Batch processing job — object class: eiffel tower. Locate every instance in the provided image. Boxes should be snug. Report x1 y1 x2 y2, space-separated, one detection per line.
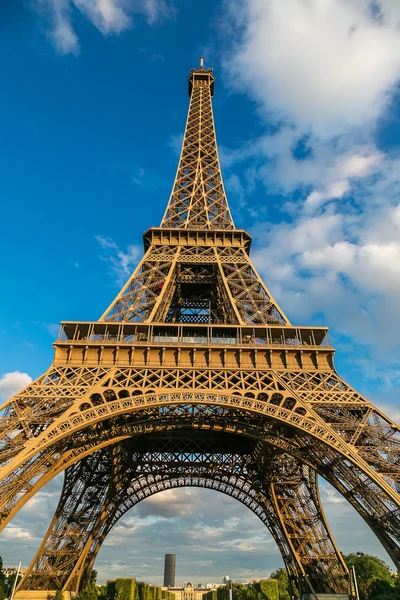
1 59 399 600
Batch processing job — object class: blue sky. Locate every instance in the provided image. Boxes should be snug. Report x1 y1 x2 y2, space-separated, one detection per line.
1 0 400 585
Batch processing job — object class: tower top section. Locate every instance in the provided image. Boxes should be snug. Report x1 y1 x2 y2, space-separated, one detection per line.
188 56 215 97
161 59 234 230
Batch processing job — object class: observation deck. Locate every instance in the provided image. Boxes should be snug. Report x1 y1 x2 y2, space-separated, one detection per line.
54 321 334 371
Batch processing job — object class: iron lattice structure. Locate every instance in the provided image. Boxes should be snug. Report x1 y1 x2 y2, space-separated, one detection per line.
0 61 399 598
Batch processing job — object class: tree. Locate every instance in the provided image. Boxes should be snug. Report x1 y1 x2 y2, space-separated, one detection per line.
0 558 5 600
257 579 279 600
232 582 247 600
344 553 394 600
80 586 98 600
106 581 117 600
270 568 298 600
6 572 23 598
79 570 100 600
270 569 290 600
368 579 400 600
394 575 400 595
115 579 136 600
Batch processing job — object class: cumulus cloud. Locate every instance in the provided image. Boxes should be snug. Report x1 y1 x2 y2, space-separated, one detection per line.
0 372 32 402
304 150 383 210
225 0 400 137
136 489 195 518
0 526 38 542
31 0 175 54
320 485 345 505
96 234 141 286
220 0 400 398
0 476 62 566
94 486 394 583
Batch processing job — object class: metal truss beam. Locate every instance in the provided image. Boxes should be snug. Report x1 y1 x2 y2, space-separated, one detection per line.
17 434 347 595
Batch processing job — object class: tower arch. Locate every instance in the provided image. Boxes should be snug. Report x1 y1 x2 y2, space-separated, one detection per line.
17 431 348 597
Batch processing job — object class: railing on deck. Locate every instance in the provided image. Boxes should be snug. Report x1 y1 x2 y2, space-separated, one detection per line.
56 322 332 348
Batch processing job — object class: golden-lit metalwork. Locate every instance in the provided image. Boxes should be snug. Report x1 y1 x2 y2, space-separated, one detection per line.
1 59 399 599
20 435 347 596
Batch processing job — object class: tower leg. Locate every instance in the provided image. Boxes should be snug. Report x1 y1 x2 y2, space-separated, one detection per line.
17 447 120 595
17 438 348 596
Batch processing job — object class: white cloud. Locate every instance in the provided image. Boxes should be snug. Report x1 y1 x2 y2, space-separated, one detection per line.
0 526 38 542
96 235 118 250
225 0 400 137
220 0 400 381
73 0 131 34
33 322 60 337
31 0 175 54
167 132 184 155
0 372 32 402
304 150 383 210
252 197 400 353
136 489 195 518
381 403 400 424
235 541 256 552
33 0 79 54
320 485 346 505
96 234 141 286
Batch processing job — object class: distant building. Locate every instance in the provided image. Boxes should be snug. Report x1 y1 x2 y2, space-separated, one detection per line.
163 583 213 600
164 554 176 587
3 567 27 578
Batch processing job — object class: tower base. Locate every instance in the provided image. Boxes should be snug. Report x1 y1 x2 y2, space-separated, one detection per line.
14 591 77 600
302 595 349 600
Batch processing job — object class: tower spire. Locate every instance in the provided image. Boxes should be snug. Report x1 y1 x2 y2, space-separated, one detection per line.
161 62 234 229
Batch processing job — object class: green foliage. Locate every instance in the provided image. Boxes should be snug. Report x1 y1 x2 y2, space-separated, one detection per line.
269 568 298 600
231 579 279 600
270 569 290 600
54 591 64 600
231 583 247 600
111 579 163 600
106 580 117 600
79 584 98 600
79 569 100 600
6 572 23 597
344 553 396 600
368 578 400 600
0 564 5 600
217 587 225 600
258 579 278 600
144 583 150 600
97 585 108 600
115 579 136 600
